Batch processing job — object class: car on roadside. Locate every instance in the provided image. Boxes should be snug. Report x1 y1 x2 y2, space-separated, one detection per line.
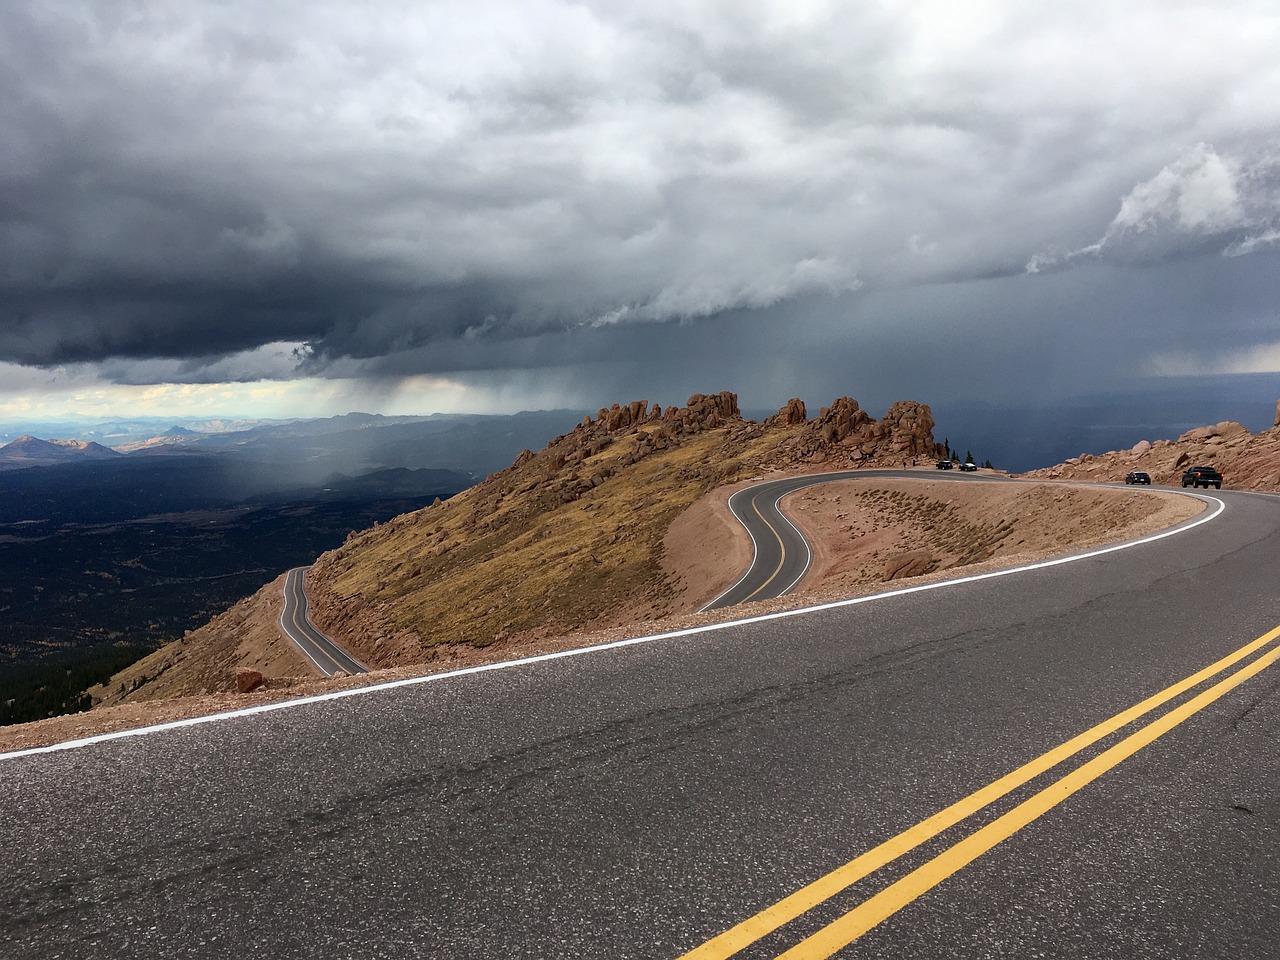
935 459 953 469
1181 465 1223 489
959 461 978 472
1125 471 1151 485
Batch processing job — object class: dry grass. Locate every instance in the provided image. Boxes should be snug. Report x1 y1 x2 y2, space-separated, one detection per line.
310 425 781 658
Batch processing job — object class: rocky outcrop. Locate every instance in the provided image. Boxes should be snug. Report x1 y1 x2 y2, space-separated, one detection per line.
759 397 942 467
1177 421 1249 444
813 397 873 443
770 398 808 426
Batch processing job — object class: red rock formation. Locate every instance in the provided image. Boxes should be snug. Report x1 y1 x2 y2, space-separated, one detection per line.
776 398 807 425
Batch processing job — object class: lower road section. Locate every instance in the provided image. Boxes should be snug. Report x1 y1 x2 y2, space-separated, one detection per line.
3 488 1279 959
279 565 368 676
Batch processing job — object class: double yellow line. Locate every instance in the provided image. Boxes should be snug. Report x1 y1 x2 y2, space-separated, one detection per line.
737 494 794 605
681 623 1280 959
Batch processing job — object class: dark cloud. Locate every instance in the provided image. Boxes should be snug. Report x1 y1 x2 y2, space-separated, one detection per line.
1 0 1278 417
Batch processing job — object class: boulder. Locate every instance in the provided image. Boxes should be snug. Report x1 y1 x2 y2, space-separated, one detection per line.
235 668 264 694
882 550 936 581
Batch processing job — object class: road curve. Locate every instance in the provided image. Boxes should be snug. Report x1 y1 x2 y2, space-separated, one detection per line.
3 490 1280 959
279 565 368 676
703 468 1014 610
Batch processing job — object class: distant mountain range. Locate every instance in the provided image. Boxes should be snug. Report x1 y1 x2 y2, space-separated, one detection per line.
0 410 591 483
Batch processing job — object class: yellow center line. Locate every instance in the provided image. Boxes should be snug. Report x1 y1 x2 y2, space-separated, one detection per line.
781 637 1280 958
679 623 1280 960
739 495 789 604
287 569 348 674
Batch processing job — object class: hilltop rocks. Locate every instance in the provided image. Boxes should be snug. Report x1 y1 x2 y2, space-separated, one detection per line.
814 397 872 443
596 400 662 432
1178 421 1249 444
552 392 939 477
583 392 742 439
773 398 807 425
765 397 941 465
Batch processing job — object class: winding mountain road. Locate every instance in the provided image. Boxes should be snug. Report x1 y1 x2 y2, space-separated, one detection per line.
703 469 1012 609
3 481 1279 959
280 566 368 676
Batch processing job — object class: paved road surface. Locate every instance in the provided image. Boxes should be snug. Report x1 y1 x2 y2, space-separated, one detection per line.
279 565 368 676
3 485 1279 959
703 469 1011 609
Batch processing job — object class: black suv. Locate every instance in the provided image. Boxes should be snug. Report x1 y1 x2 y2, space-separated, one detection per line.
1125 471 1151 485
1181 465 1223 489
935 459 953 469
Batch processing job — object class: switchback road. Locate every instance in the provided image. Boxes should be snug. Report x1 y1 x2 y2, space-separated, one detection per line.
3 484 1279 959
702 469 1013 609
279 565 368 676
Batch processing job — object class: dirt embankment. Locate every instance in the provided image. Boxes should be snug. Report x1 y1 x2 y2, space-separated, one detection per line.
0 475 1202 754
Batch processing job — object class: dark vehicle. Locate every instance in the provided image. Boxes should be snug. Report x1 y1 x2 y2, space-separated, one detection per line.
959 461 978 472
1181 465 1223 489
936 459 953 469
1125 471 1151 485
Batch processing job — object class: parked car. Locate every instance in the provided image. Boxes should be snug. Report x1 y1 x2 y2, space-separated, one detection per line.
935 459 953 469
1125 471 1151 485
1181 465 1223 489
959 461 978 472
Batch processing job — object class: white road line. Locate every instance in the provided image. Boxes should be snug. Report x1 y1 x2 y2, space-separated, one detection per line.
1 493 1226 761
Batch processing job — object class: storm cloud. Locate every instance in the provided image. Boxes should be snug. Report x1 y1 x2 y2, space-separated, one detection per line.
2 1 1279 417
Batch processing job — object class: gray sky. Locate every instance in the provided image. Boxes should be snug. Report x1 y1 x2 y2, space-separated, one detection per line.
2 0 1279 426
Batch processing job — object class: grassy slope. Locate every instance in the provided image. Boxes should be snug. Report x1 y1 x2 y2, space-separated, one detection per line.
309 420 783 658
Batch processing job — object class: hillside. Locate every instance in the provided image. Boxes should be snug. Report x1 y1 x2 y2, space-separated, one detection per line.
86 393 942 704
1021 400 1280 488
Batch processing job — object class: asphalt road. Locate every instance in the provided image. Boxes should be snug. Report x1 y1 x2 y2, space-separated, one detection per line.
702 469 1013 609
3 484 1279 959
280 565 368 676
